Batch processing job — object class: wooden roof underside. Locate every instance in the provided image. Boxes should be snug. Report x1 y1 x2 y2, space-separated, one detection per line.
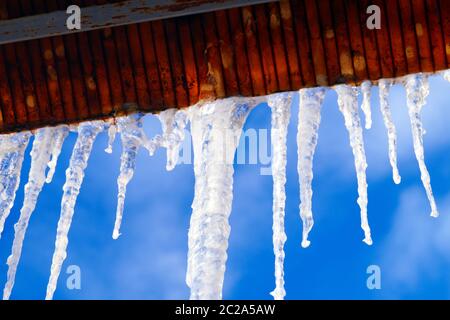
0 0 449 134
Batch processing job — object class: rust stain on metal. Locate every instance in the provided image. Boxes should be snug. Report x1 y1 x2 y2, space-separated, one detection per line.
0 0 450 134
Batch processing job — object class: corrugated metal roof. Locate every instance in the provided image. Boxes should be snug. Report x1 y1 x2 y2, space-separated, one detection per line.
0 0 449 134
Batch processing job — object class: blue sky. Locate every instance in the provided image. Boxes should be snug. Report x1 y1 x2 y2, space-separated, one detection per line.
1 74 450 300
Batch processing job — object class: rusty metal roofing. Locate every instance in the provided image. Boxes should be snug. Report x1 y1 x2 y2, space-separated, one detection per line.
0 0 449 134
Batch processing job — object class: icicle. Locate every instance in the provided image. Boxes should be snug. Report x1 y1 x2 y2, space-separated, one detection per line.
379 80 401 184
186 98 253 300
267 93 292 300
105 123 117 154
442 69 450 82
45 126 69 184
335 85 372 245
112 114 149 240
112 110 186 239
46 121 104 300
404 74 439 217
361 81 372 129
0 132 31 238
297 88 326 248
159 109 189 171
3 127 63 300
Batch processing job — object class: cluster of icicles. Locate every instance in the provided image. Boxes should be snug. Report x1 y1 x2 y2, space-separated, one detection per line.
0 70 448 300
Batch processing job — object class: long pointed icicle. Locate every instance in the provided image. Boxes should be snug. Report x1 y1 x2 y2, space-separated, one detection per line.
187 99 253 300
45 126 69 184
3 127 63 300
335 85 372 245
112 114 148 240
46 122 104 300
404 74 439 217
159 109 189 171
0 132 31 238
297 88 326 249
267 93 292 300
379 80 401 184
361 81 372 129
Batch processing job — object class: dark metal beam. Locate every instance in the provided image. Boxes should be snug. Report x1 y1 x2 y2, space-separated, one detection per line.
0 0 276 45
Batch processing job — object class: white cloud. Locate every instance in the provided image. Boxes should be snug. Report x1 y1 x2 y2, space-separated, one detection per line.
379 187 450 298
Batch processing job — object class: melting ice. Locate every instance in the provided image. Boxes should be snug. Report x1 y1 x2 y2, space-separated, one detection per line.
111 110 188 239
46 122 104 300
297 87 326 248
3 127 67 300
379 79 401 184
112 114 158 239
404 74 439 217
335 85 372 245
105 122 117 154
46 126 69 184
0 69 448 300
159 109 189 171
360 81 372 130
0 132 30 238
442 70 450 82
113 116 143 240
186 98 253 300
267 93 292 300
